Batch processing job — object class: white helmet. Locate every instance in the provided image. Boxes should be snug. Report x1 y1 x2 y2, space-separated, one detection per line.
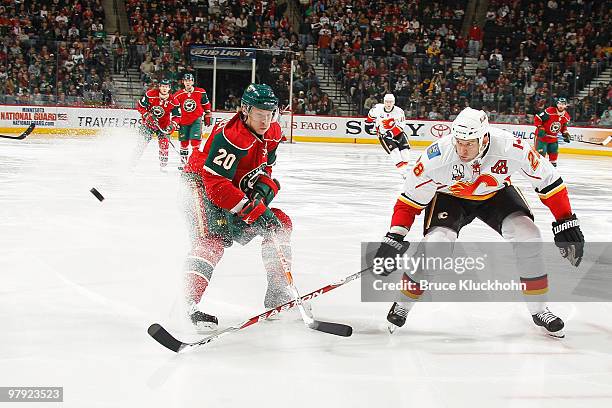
451 107 489 155
383 94 395 104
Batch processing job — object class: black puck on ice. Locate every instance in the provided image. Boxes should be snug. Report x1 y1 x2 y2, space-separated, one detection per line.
90 187 104 202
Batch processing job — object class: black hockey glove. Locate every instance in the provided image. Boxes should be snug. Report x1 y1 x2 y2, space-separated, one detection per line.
364 122 377 135
373 232 411 276
562 132 571 143
552 214 584 267
249 175 280 205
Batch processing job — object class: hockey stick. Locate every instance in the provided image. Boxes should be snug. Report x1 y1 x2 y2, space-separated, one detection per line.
147 266 370 353
0 123 35 140
269 234 353 337
578 136 611 146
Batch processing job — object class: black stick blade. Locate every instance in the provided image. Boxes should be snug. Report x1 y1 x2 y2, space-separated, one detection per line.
0 123 35 140
20 123 36 139
312 321 353 337
148 323 184 353
90 188 104 202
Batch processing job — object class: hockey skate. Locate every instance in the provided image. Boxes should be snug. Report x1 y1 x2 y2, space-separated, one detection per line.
532 308 565 338
387 302 411 333
189 310 218 333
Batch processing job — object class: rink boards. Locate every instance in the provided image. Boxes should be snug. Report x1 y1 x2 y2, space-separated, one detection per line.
1 104 610 156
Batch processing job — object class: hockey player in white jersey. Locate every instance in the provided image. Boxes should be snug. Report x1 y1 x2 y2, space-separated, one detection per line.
374 107 584 338
365 94 411 176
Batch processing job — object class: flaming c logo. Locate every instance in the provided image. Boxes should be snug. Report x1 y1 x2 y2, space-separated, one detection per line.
381 118 395 129
449 174 499 197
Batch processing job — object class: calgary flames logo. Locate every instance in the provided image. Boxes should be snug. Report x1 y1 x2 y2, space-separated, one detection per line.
183 98 196 112
448 174 498 198
550 121 561 133
381 118 395 129
151 106 165 118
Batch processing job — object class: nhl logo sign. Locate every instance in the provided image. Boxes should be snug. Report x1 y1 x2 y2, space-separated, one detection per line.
430 123 451 138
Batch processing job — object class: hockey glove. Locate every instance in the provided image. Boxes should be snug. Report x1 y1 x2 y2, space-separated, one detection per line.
373 232 411 276
237 198 282 231
536 128 547 139
159 121 179 136
204 111 212 126
552 214 584 267
385 125 404 139
364 122 377 135
562 132 571 143
249 175 280 205
142 112 157 128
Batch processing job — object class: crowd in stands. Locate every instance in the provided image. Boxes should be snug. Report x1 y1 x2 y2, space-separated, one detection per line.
123 0 328 111
301 0 610 124
0 0 114 106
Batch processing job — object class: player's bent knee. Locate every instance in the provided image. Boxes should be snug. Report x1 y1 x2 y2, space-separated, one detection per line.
192 238 225 266
502 212 541 242
424 226 457 243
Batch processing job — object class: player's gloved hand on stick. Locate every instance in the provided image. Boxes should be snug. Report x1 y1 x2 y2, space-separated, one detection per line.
384 126 404 139
537 128 546 138
552 213 584 267
373 231 411 276
562 132 571 143
143 112 156 127
364 122 376 136
160 121 179 135
204 111 212 126
249 175 280 205
237 198 282 231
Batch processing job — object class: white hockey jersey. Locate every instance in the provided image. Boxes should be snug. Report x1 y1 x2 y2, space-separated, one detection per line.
366 104 406 135
392 127 572 228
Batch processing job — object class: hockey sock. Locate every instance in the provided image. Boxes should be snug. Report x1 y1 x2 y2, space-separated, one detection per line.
184 258 214 304
180 140 189 162
190 139 201 150
158 137 169 167
549 152 558 166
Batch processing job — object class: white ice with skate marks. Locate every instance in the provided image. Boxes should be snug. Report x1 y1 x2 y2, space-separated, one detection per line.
1 131 612 408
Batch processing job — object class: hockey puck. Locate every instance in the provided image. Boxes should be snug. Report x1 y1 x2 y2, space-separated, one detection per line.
90 187 104 202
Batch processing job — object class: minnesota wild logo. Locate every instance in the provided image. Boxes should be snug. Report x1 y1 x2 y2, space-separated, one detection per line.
183 99 196 112
151 106 164 118
550 121 561 133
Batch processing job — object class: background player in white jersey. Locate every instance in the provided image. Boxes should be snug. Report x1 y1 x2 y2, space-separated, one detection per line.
374 107 584 338
365 94 412 176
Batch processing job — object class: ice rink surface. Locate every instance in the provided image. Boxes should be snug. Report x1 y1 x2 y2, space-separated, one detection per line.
1 133 612 408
